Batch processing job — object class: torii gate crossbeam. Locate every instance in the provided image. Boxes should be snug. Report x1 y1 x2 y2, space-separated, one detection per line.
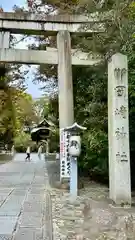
0 48 102 65
0 11 110 35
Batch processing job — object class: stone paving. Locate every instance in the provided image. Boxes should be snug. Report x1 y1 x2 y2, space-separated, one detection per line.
0 153 53 240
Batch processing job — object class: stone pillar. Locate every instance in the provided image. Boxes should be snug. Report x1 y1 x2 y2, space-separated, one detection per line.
57 30 74 129
108 53 131 205
0 31 10 72
57 30 74 182
0 31 10 48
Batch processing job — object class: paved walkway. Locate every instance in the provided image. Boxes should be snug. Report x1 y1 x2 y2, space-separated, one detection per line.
0 153 53 240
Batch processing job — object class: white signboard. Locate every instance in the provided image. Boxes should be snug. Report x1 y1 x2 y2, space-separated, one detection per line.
60 129 70 180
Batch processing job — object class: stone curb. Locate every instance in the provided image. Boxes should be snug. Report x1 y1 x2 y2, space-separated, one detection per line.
43 160 54 240
43 191 53 240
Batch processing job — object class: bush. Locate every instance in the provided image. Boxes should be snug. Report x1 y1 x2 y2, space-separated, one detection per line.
49 129 59 153
14 132 38 152
78 129 109 184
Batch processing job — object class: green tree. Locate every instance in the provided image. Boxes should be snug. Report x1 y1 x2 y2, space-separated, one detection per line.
14 91 39 133
0 64 38 147
14 132 37 152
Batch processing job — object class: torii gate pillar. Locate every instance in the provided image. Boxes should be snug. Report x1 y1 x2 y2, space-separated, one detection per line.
0 31 10 78
57 30 74 129
0 31 10 48
57 30 74 182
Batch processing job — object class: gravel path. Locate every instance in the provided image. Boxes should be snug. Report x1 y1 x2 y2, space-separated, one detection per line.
46 158 135 240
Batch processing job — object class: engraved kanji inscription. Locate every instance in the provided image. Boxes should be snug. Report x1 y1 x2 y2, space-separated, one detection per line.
115 105 127 119
114 67 127 84
115 127 127 140
116 152 121 162
116 152 128 162
121 152 128 162
121 68 127 83
115 85 126 97
114 68 121 81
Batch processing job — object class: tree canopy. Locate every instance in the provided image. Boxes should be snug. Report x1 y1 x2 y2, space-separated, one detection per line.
0 63 38 148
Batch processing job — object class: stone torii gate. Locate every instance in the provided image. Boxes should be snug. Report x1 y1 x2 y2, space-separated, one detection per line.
0 12 131 205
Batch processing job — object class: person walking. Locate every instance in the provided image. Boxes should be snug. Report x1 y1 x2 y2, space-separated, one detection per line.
5 144 8 153
25 146 31 162
38 145 42 160
11 145 15 157
56 152 59 160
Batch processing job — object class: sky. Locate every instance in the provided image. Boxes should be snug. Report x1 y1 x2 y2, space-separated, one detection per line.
1 0 45 98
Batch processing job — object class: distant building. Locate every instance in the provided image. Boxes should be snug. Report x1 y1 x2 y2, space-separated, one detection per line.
31 118 54 143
